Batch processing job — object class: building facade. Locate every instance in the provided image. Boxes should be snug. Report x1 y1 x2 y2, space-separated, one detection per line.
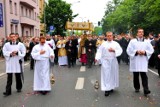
0 0 40 38
0 0 5 38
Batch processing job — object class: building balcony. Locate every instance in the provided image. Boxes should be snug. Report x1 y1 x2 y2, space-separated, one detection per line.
20 0 37 9
20 16 36 26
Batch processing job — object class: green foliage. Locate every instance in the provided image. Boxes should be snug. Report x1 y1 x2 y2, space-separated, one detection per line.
41 0 78 36
102 0 160 35
93 27 103 35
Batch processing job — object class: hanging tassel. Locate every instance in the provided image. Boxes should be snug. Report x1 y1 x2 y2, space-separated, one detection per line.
50 74 55 85
94 80 99 90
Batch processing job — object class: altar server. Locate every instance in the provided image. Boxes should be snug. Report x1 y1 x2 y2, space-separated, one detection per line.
31 36 54 95
3 33 26 96
127 28 154 96
95 31 122 96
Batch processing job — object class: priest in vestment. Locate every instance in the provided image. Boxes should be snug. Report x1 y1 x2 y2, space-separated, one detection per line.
95 31 122 96
65 36 75 68
96 35 105 65
85 35 96 68
3 33 26 96
56 36 68 66
127 28 154 96
31 36 54 95
96 35 105 49
78 34 87 66
45 34 56 50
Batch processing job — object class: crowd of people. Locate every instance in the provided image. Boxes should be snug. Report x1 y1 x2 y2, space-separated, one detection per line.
1 28 160 97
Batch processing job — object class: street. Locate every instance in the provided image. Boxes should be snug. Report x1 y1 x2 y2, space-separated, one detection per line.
0 60 160 107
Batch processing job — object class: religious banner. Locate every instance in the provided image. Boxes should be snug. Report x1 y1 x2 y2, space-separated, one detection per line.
65 21 94 31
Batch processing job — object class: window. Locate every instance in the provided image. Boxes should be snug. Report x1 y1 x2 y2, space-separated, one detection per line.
10 0 13 14
26 8 27 17
15 25 18 33
37 13 39 21
21 6 23 16
35 29 37 36
14 3 17 15
26 31 28 36
22 27 24 36
29 10 31 18
10 24 13 33
35 12 36 20
30 28 32 36
37 29 39 36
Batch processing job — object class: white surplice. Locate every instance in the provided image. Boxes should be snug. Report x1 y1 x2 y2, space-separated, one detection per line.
2 42 26 73
95 41 122 91
126 38 154 72
57 42 68 65
31 43 54 91
45 39 56 50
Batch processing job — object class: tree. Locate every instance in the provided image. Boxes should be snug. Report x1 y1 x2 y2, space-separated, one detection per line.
102 0 160 35
93 27 103 35
41 0 78 35
140 0 160 34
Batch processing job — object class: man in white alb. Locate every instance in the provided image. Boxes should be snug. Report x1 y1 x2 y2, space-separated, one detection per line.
31 36 54 95
3 33 26 96
95 31 122 96
127 28 154 96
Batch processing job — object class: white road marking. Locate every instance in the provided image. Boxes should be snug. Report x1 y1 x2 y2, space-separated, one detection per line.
0 62 30 77
148 69 158 76
24 62 29 66
0 73 6 77
80 66 86 72
75 77 85 90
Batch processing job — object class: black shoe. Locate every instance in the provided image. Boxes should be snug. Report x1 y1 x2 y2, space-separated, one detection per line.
135 89 140 93
40 91 48 95
110 89 114 93
72 63 74 67
3 92 11 96
105 91 110 97
17 90 21 93
144 90 151 96
68 65 71 68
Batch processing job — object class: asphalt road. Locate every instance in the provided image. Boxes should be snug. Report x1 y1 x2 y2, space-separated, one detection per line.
0 59 160 107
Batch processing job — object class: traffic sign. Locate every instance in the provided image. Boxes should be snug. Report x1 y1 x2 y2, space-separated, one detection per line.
50 25 55 32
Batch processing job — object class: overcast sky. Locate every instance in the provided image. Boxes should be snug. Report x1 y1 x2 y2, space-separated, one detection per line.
45 0 111 25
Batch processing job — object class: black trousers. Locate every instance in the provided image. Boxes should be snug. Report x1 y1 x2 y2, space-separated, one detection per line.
30 56 35 69
133 72 149 91
156 59 160 76
67 53 74 67
5 73 22 94
117 56 121 64
86 52 95 67
54 50 58 64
